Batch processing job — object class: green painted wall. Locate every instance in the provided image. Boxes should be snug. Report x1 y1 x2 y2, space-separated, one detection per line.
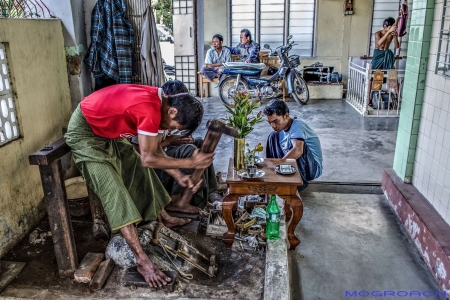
393 0 434 183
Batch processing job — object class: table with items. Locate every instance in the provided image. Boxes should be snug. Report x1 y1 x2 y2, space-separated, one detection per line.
221 158 304 250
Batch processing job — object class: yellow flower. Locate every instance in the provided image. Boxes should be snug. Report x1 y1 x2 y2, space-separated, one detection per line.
254 144 264 152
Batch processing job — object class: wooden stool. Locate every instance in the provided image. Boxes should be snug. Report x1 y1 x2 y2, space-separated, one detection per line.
198 72 219 101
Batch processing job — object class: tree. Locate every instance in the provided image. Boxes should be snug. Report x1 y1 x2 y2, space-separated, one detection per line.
152 0 172 29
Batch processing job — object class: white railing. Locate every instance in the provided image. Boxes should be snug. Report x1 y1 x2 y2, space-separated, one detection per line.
346 56 405 117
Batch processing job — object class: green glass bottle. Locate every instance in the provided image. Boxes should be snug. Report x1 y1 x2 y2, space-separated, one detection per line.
266 194 281 240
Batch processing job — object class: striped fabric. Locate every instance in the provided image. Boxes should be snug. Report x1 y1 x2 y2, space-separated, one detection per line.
85 0 134 83
65 106 171 231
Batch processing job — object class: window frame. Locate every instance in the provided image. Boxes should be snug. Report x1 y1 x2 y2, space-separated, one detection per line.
227 0 318 58
436 0 450 77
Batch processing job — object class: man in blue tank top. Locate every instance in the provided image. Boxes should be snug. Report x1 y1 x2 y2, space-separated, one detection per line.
263 99 323 191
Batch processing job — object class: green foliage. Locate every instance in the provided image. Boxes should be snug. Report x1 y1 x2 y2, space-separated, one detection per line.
223 91 263 139
152 0 172 29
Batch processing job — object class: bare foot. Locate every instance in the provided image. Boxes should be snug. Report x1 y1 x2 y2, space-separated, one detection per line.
159 208 192 228
165 202 201 214
136 258 171 288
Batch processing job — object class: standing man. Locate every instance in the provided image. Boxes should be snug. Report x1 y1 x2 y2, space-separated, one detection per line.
372 17 399 70
263 99 323 191
228 29 260 63
65 84 214 288
201 34 232 81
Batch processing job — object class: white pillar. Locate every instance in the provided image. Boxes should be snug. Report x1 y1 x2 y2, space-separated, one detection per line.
46 0 93 110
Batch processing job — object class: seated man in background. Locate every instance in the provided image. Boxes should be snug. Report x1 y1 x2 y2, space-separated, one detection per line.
263 99 323 191
228 29 260 63
201 34 232 81
372 17 399 70
132 80 218 213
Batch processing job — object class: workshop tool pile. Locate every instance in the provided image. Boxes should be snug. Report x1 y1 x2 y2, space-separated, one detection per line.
201 194 279 252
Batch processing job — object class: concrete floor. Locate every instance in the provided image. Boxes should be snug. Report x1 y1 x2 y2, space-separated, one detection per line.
291 185 445 300
196 98 399 183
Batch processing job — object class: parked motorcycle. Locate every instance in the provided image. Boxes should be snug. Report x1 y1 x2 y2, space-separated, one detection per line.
163 58 176 81
217 35 309 107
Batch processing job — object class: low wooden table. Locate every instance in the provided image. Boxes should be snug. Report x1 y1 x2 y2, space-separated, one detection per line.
222 158 304 250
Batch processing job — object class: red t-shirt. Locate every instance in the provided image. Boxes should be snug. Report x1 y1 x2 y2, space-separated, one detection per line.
80 84 164 139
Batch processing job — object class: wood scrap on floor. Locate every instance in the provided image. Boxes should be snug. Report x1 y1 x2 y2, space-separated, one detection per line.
89 259 115 290
0 261 26 293
74 252 104 283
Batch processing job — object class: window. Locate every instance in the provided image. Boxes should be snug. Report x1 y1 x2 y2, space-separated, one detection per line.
369 0 412 56
230 0 317 57
436 0 450 76
0 43 20 146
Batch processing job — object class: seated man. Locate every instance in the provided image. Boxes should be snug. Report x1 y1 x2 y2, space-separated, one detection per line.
228 29 260 63
263 99 323 191
201 34 232 81
65 84 214 287
372 17 399 70
132 80 217 212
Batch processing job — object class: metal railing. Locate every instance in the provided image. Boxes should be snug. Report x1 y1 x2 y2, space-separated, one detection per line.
0 0 51 19
346 56 405 117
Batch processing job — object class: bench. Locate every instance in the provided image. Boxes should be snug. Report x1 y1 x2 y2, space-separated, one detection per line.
198 73 219 100
29 138 110 278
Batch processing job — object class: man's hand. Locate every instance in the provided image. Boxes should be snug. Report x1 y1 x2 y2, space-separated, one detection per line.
387 25 397 33
190 150 214 169
176 174 203 193
161 135 194 148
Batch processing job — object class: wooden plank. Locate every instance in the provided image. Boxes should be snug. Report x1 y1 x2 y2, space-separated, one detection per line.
74 253 104 284
89 259 114 290
29 137 71 166
39 162 78 278
0 261 26 293
122 267 178 292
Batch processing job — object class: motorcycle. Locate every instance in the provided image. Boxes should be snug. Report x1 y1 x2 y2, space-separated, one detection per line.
163 58 176 81
216 35 309 107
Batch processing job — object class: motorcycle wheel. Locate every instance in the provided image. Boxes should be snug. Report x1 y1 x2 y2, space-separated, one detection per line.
218 76 249 107
291 72 309 105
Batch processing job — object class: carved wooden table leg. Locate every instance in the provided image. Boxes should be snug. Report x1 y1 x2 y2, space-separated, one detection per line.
284 193 304 250
38 161 78 277
222 192 238 248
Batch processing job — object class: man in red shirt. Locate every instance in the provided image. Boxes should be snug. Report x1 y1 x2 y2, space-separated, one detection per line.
65 84 213 288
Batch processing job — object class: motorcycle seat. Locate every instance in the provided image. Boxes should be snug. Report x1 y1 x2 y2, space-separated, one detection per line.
222 62 266 70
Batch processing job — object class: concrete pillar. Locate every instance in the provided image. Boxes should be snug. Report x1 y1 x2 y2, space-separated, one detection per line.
47 0 92 111
393 0 434 182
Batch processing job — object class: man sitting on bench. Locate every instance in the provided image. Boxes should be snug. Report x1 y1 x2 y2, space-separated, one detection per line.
201 34 231 81
65 84 214 288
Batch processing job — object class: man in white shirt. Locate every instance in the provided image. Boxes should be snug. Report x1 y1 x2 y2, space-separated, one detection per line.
201 34 232 80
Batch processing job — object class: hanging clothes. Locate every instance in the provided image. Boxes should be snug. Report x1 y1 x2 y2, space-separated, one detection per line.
140 5 165 87
397 2 408 38
85 0 134 84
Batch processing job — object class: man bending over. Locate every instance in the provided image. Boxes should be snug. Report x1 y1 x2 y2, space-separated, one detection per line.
65 84 213 288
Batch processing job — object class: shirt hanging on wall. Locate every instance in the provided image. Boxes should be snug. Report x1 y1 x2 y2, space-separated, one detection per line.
85 0 134 84
140 5 165 87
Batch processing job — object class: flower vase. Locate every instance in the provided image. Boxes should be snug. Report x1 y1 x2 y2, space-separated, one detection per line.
234 138 245 170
